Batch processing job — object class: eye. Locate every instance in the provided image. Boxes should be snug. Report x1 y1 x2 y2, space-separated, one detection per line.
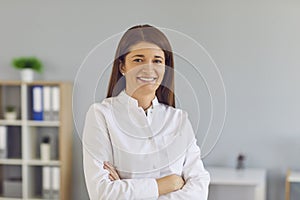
153 59 163 64
133 58 143 63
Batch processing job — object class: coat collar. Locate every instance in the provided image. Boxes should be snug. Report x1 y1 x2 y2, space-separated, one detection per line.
117 90 159 109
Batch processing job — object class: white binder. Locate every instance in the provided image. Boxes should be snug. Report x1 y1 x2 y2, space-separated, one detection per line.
0 126 7 158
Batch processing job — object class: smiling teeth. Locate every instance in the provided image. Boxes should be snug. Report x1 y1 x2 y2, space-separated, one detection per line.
138 77 156 81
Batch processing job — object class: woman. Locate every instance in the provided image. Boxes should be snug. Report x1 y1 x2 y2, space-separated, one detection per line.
83 24 210 200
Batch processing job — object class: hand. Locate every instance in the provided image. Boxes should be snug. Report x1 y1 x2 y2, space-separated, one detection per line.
156 174 185 196
103 161 120 181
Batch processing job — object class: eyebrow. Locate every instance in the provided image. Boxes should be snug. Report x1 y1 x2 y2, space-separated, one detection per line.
131 54 164 59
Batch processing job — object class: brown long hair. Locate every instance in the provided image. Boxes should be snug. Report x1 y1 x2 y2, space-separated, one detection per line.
106 24 175 107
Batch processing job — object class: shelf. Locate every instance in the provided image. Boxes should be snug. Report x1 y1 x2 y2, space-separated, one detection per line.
26 159 60 166
0 120 22 126
0 81 72 200
0 159 23 165
27 120 60 127
285 169 300 200
0 84 21 120
0 197 22 200
0 165 22 199
0 120 60 126
0 80 71 86
0 80 22 86
26 81 67 86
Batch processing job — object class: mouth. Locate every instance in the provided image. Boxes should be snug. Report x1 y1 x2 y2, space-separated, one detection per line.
137 77 158 83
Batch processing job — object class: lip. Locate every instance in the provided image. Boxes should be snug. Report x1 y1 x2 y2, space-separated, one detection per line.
136 77 158 83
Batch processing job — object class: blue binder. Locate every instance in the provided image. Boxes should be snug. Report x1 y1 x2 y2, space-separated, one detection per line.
32 85 43 120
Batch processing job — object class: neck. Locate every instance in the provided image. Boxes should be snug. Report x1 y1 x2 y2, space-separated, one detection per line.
126 89 155 110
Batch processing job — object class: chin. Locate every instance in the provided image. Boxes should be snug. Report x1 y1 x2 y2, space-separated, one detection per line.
136 84 159 94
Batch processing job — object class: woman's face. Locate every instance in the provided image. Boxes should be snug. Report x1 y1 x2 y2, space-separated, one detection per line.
121 42 165 96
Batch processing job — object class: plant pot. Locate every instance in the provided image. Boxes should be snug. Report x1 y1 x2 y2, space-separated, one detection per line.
21 69 34 82
40 143 51 160
4 111 17 120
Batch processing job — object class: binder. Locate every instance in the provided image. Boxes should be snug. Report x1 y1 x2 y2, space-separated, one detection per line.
42 166 51 198
51 86 60 120
42 166 60 199
52 167 60 198
0 126 7 158
32 86 43 120
43 86 51 121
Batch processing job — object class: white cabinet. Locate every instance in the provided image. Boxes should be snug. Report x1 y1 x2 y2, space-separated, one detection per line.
207 167 266 200
0 81 73 200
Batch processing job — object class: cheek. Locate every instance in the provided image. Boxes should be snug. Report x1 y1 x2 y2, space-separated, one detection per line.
157 67 165 79
125 65 140 76
124 64 135 73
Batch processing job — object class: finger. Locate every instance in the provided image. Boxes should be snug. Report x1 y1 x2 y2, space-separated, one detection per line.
109 174 115 181
103 162 115 171
103 164 114 176
105 166 116 181
110 173 118 181
103 162 115 173
103 165 115 176
103 163 120 180
109 168 120 180
104 162 114 169
103 164 110 171
104 162 120 178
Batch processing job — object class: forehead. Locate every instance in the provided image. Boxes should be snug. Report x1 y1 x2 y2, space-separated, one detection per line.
128 42 164 56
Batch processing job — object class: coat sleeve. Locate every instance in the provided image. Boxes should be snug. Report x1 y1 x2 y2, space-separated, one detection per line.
82 104 159 200
158 115 210 200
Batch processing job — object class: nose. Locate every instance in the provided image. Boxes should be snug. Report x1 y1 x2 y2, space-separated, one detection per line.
143 60 154 69
141 62 154 72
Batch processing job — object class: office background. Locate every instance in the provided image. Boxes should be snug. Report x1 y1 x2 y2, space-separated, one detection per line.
1 1 299 199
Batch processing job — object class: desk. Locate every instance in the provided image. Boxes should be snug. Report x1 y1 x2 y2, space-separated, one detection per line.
285 169 300 200
207 167 266 200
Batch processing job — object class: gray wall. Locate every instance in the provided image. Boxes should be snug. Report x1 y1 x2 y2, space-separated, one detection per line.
1 1 300 200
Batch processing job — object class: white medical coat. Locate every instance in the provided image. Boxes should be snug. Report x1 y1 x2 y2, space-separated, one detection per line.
83 90 210 200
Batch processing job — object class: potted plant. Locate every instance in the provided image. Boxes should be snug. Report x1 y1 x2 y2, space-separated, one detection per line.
11 57 43 82
4 105 17 120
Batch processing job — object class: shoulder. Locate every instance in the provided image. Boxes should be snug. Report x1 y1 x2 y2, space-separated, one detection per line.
86 97 115 116
158 103 189 122
160 103 188 115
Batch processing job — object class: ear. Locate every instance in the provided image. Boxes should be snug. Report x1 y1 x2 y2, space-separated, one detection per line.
119 61 126 74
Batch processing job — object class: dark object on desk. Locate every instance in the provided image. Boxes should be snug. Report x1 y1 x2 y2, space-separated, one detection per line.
236 154 246 169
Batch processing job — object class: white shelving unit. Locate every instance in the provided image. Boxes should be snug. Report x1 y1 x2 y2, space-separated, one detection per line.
0 81 73 200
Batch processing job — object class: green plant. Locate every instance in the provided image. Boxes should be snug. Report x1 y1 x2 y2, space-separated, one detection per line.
12 57 43 73
6 105 16 112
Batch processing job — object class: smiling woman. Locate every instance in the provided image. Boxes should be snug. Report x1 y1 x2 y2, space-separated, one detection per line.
107 25 175 108
120 42 166 109
82 24 210 200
